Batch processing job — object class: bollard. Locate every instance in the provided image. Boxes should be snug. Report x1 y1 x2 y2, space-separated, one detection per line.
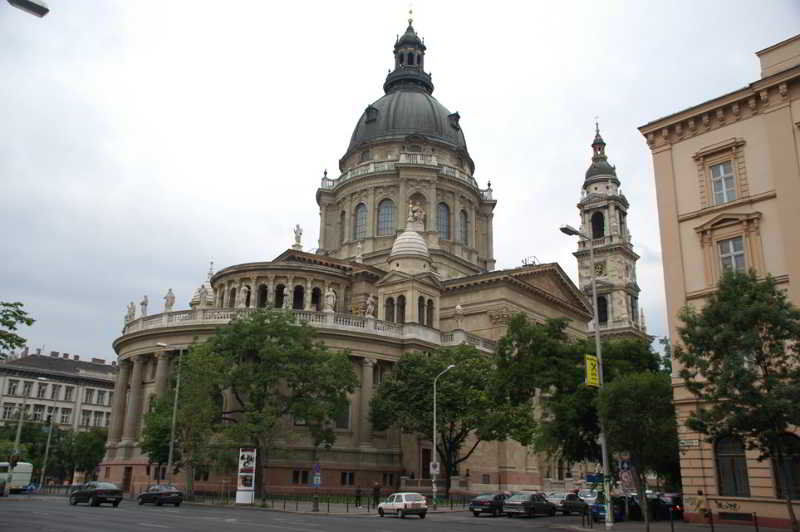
313 493 319 512
283 494 286 510
753 512 759 532
295 495 299 511
346 500 349 513
670 508 675 532
327 496 330 513
708 509 715 532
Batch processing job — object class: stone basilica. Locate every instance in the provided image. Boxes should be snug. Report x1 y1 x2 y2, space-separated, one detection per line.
101 19 646 495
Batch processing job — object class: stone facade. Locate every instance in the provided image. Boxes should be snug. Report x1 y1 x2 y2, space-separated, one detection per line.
100 20 594 497
639 34 800 528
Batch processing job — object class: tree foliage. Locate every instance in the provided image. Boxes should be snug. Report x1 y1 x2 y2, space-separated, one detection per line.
597 372 679 531
0 301 34 354
370 344 537 492
675 270 800 531
178 309 358 498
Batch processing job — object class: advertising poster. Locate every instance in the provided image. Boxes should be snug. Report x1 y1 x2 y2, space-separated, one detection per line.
236 447 256 504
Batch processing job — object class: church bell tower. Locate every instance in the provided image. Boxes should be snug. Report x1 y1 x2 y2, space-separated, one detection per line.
573 124 648 340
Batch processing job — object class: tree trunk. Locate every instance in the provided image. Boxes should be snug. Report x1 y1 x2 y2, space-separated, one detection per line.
775 446 799 532
635 471 650 532
185 462 194 499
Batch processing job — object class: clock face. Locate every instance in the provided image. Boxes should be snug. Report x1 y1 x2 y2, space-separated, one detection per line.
594 262 606 276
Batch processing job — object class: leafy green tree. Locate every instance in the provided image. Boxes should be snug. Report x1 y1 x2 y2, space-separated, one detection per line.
499 314 661 467
371 345 537 494
675 271 800 532
597 372 680 532
188 309 357 499
0 301 34 355
73 429 108 479
140 395 175 469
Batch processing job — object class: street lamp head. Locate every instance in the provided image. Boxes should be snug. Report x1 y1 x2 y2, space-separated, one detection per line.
156 342 168 347
7 0 50 17
559 224 581 237
36 377 48 381
446 364 455 370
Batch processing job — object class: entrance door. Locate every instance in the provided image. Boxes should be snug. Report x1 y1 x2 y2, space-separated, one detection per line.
122 467 132 493
421 448 431 479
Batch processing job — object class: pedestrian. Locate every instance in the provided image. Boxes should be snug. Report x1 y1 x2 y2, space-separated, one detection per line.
694 490 710 521
355 486 362 508
372 481 381 507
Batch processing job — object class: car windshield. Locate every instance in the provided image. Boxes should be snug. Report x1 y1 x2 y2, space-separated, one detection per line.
549 493 566 499
404 494 425 501
474 494 494 500
579 490 597 498
153 485 178 491
96 483 118 490
507 493 531 502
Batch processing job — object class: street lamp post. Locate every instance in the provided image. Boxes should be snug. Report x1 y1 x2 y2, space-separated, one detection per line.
560 224 613 529
38 399 56 489
158 343 182 484
431 364 455 510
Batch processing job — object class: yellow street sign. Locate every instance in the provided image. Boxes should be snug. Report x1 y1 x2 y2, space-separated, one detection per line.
585 355 600 387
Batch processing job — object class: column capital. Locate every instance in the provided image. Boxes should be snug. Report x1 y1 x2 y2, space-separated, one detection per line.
361 357 376 368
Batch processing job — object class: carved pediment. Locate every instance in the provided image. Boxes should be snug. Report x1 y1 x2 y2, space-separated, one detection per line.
694 211 761 233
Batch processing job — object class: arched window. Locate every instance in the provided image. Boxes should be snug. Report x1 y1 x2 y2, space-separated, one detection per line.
407 52 414 65
228 288 237 308
597 295 608 324
716 436 751 497
591 211 605 239
418 297 425 325
397 295 406 324
353 203 367 241
293 285 304 310
437 202 450 240
426 299 434 327
385 297 395 323
217 290 224 308
773 433 800 500
275 284 286 309
377 199 396 236
339 211 346 245
311 287 322 312
458 210 469 245
257 285 267 308
243 287 251 308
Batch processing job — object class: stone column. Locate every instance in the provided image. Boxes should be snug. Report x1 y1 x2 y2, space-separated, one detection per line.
267 276 274 307
251 277 258 308
107 360 131 444
121 355 146 443
154 351 171 398
359 357 375 448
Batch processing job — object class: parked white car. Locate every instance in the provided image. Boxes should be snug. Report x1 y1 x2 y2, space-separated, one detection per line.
377 492 428 519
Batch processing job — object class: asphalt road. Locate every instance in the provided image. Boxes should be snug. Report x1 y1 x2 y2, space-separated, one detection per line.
1 497 589 532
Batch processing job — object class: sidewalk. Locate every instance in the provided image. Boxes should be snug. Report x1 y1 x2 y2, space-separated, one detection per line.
552 517 786 532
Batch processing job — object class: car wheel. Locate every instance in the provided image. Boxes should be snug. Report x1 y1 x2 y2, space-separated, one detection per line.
138 497 145 505
156 500 163 506
69 495 78 506
420 512 426 519
493 508 499 517
398 509 405 519
473 511 480 517
507 513 513 518
89 496 99 507
113 501 120 508
550 508 556 517
174 502 181 507
378 508 385 517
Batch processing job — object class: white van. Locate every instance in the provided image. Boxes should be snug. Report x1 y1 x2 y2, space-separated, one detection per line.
0 462 34 494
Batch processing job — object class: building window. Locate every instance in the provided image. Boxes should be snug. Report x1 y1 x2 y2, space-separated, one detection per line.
46 406 56 423
457 210 469 245
33 405 44 421
60 408 72 424
340 471 355 486
2 403 15 419
481 474 491 484
292 470 309 484
715 436 750 497
104 467 111 480
22 381 32 397
274 284 286 309
93 411 104 427
418 297 425 326
382 472 394 486
37 383 47 398
85 389 95 404
591 211 605 239
353 203 367 241
97 390 106 406
105 412 111 427
80 410 92 427
773 433 800 500
711 161 736 205
334 402 351 430
597 296 608 325
50 384 61 401
426 299 434 328
396 295 406 324
360 150 372 163
7 380 18 396
385 297 395 323
377 199 396 236
718 236 746 273
437 203 450 240
339 211 346 245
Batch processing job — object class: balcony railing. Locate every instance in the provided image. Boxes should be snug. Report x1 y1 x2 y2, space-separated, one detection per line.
121 308 496 352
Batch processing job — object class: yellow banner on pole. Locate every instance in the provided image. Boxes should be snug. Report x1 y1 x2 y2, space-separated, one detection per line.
585 355 600 387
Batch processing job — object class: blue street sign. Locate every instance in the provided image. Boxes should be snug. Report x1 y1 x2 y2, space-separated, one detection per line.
620 460 631 472
586 473 604 483
312 463 321 474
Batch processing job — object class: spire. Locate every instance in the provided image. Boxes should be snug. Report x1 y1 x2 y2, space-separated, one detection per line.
384 12 433 94
585 121 617 181
207 260 214 280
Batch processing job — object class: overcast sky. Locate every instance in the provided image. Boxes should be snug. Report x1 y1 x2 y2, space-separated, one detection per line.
1 1 798 360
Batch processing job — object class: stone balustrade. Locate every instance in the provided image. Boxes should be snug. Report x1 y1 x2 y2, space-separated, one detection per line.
587 318 644 332
122 308 496 352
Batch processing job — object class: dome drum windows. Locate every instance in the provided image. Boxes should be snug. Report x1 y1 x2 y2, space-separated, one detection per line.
437 202 450 240
457 209 469 246
353 203 367 241
591 211 605 240
377 199 396 236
